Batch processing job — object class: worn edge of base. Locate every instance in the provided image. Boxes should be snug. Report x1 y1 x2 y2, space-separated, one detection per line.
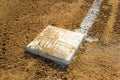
26 46 69 66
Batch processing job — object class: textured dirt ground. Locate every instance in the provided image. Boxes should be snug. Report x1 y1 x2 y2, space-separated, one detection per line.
0 0 120 80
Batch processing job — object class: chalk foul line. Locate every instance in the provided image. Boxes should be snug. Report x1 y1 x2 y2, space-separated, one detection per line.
75 0 103 36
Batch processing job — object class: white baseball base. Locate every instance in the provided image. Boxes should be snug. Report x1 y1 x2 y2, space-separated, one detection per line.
26 25 84 66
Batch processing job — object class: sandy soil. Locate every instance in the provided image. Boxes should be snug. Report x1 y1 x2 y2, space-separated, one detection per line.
0 0 120 80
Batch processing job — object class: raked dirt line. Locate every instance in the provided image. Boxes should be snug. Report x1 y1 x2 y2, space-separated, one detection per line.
102 0 119 43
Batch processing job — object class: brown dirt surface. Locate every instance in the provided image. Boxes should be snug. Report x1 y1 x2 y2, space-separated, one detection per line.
0 0 120 80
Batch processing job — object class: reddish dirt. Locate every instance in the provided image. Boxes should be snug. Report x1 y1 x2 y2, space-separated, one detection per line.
0 0 120 80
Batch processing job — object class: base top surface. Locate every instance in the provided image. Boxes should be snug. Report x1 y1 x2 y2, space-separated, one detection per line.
27 25 84 62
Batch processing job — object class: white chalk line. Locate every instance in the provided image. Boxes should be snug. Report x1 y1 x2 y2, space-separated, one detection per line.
75 0 103 36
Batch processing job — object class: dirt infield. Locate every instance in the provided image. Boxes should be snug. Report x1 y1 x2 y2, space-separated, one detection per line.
0 0 120 80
